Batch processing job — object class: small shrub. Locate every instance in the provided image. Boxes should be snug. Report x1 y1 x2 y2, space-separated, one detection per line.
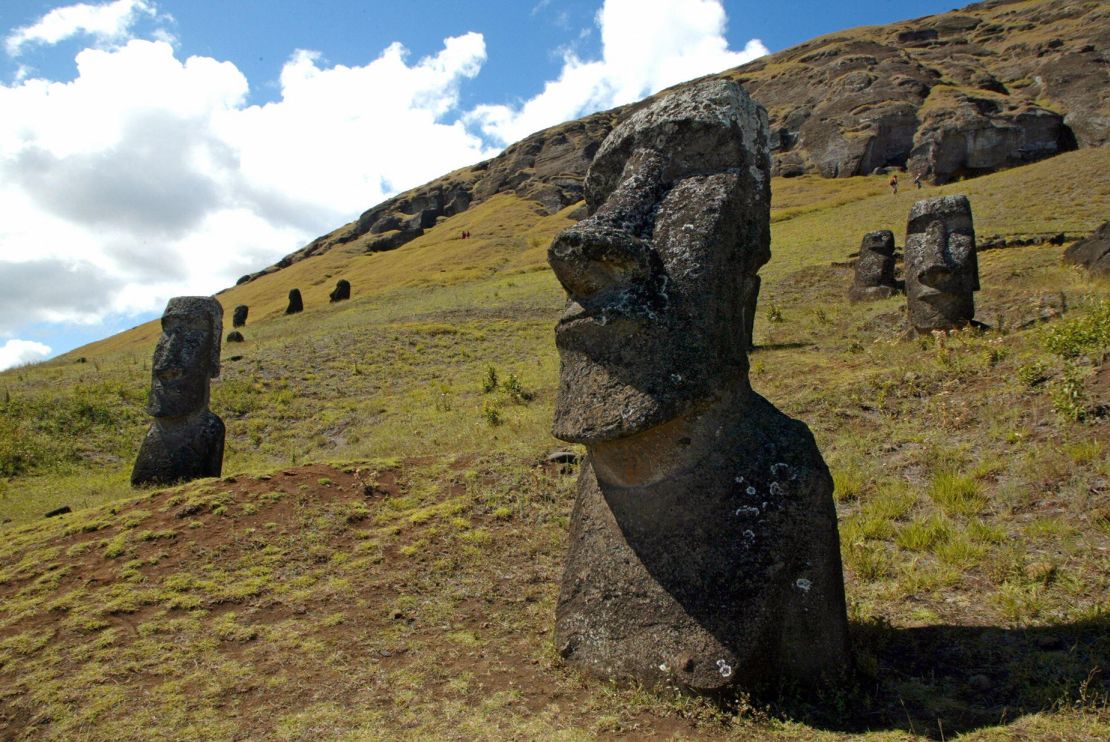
502 374 533 404
1050 366 1087 422
766 304 784 323
481 400 503 427
1016 360 1050 388
482 365 499 393
1042 299 1110 360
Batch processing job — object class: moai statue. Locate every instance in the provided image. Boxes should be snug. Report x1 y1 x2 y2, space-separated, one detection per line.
286 288 303 315
904 195 980 332
131 297 225 486
329 279 351 303
232 304 248 327
548 80 849 694
226 330 244 343
849 230 898 301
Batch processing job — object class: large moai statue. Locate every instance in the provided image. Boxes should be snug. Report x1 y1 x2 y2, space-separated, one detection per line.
286 288 303 315
131 297 225 487
329 279 351 303
849 230 898 301
232 304 248 327
547 80 849 694
904 196 980 333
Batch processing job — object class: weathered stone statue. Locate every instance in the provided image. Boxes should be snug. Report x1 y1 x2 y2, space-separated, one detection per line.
904 195 980 332
548 80 849 695
329 279 351 303
131 297 225 487
232 304 248 327
849 230 899 301
226 330 244 343
286 289 303 315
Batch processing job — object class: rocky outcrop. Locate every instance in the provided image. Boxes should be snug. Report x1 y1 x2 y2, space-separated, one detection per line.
1063 222 1110 277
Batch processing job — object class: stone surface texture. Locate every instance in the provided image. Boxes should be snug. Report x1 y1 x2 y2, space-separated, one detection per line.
849 230 899 301
904 195 980 333
131 297 225 487
1063 221 1110 277
548 79 849 694
330 279 351 303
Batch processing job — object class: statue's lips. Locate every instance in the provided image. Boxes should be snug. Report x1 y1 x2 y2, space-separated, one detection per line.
555 299 646 335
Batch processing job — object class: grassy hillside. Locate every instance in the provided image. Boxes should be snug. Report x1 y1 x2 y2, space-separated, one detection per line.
1 148 1108 739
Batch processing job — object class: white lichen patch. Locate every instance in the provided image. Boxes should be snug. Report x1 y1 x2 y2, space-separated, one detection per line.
716 659 733 678
795 578 812 593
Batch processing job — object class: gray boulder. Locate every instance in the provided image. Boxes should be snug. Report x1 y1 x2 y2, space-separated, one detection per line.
548 79 849 695
1063 222 1110 277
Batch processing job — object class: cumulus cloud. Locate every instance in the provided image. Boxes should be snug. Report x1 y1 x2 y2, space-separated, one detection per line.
5 0 158 56
466 0 768 144
0 339 52 370
0 33 494 340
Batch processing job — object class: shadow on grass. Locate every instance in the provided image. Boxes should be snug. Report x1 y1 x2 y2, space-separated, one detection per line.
751 342 814 351
781 617 1110 738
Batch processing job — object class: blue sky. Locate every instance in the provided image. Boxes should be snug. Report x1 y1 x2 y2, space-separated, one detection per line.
0 0 961 368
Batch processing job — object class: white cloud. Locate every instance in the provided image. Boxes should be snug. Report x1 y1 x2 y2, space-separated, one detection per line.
0 339 52 370
466 0 768 144
5 0 158 56
0 34 494 338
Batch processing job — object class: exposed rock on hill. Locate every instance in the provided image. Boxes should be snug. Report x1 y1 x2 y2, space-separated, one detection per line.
729 0 1106 182
243 0 1107 283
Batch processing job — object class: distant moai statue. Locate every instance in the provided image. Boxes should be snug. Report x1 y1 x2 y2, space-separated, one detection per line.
226 330 244 343
232 304 248 327
131 297 225 487
286 289 303 315
849 230 899 301
329 279 351 303
904 195 980 333
547 80 849 694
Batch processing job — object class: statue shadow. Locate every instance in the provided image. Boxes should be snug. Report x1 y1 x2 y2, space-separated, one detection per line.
776 618 1109 738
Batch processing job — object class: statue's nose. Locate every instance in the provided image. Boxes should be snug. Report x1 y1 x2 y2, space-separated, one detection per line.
548 225 654 302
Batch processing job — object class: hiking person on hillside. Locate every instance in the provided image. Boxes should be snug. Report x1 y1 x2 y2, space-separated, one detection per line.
889 173 898 195
914 174 923 189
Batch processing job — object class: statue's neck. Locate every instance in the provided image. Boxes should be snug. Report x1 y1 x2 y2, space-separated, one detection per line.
154 408 210 429
588 383 749 488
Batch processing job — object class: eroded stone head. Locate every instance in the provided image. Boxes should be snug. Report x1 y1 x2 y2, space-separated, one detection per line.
548 80 770 444
148 296 222 418
849 229 898 301
904 195 979 332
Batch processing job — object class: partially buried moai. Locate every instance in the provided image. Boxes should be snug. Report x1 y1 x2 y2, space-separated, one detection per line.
131 297 225 487
329 279 351 303
849 230 898 301
286 289 303 315
904 195 980 333
548 79 849 694
232 304 248 327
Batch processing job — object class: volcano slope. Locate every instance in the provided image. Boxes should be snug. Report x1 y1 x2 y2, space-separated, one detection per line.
1 142 1108 739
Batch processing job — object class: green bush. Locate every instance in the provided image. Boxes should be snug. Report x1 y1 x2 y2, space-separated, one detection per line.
1042 300 1110 360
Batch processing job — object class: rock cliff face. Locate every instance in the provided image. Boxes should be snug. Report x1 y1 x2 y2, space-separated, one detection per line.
730 0 1106 182
244 0 1107 281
